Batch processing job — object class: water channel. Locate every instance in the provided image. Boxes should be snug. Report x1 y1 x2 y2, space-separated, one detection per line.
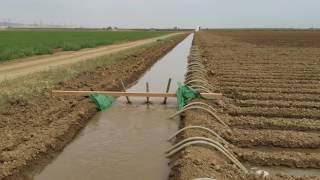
34 34 194 180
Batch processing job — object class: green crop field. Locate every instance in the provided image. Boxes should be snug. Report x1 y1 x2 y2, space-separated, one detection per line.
0 31 169 61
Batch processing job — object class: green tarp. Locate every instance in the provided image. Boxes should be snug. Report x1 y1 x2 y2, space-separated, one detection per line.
89 94 115 111
176 83 200 110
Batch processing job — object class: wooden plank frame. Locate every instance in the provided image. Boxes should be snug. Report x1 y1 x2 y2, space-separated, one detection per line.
51 90 222 100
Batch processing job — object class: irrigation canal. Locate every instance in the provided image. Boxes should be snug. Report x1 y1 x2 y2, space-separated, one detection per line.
34 34 194 180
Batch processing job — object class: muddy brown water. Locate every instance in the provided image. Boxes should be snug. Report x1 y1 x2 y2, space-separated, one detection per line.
33 34 194 180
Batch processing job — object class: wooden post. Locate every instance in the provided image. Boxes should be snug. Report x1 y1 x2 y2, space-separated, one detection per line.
146 82 150 104
51 90 223 100
120 79 131 104
163 78 172 104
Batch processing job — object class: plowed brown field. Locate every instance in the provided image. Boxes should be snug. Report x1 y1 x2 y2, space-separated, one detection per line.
169 31 320 180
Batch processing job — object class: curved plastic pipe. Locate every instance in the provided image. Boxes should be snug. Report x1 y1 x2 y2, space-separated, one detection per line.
189 86 210 93
188 67 207 73
188 62 205 68
185 75 207 82
169 106 229 128
185 81 214 91
188 60 202 63
189 56 201 59
185 73 206 79
167 126 229 145
185 80 215 90
166 137 240 168
165 141 247 174
188 64 205 69
189 57 202 60
189 54 200 56
185 76 207 82
188 63 205 67
185 78 208 85
186 70 206 76
188 67 205 72
186 69 207 76
184 102 217 113
166 140 248 174
189 85 212 93
190 87 210 93
188 66 206 72
166 137 231 157
188 61 204 66
166 138 248 173
185 79 209 85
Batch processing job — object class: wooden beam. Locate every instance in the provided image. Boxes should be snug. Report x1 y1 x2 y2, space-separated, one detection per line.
51 90 222 99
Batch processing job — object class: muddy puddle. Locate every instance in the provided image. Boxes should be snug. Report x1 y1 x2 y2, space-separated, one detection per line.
33 34 194 180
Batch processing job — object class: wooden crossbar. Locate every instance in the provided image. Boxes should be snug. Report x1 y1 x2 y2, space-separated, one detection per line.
51 90 222 100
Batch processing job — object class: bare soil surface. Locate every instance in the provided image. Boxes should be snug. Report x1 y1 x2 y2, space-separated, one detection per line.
169 31 320 180
212 30 320 48
0 33 188 180
0 33 179 82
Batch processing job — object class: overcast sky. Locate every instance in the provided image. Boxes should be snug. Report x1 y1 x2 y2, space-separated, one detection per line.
0 0 319 28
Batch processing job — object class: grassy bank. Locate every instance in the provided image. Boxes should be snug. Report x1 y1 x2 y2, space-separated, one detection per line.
0 31 169 61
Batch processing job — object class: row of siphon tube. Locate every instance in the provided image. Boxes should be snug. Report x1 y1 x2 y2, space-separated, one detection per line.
166 46 248 176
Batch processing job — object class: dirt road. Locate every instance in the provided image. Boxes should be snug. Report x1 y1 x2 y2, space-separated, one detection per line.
0 33 180 82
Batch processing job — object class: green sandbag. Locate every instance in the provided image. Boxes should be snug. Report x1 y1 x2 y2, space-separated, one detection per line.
176 83 200 110
89 94 115 111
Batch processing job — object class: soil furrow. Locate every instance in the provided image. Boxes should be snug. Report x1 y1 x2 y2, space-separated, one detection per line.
227 107 320 120
218 75 320 81
216 71 320 75
238 148 320 169
227 116 320 132
215 70 320 76
219 79 320 86
225 92 320 102
219 78 320 85
218 82 319 89
223 87 320 95
214 67 320 72
226 129 320 149
233 99 320 109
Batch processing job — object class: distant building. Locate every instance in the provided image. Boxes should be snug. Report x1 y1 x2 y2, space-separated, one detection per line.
105 26 118 31
195 26 201 32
